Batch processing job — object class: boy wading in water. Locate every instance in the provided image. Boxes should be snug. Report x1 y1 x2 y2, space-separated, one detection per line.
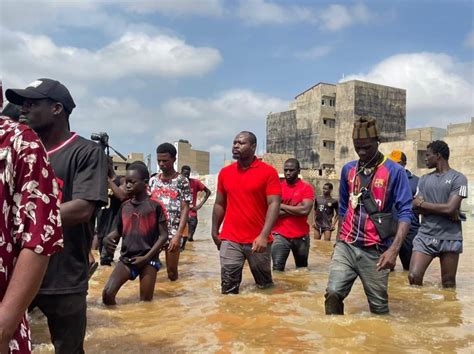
102 162 169 305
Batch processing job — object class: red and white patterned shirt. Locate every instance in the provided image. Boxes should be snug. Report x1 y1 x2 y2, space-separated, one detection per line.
0 117 63 353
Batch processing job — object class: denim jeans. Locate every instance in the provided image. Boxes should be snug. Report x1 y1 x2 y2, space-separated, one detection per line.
220 240 273 294
325 241 390 315
271 234 310 271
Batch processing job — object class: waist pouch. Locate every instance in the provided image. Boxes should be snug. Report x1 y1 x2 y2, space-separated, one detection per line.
361 189 397 240
368 212 398 240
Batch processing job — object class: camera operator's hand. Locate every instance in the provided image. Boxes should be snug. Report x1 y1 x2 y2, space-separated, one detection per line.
107 156 115 179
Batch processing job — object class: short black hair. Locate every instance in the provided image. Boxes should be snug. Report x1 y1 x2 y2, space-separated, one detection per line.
240 131 257 145
427 140 450 160
126 161 149 181
324 182 334 190
156 142 177 158
284 158 300 170
181 165 191 172
400 152 407 163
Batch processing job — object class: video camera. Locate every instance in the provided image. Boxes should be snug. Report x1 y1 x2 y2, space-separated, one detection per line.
91 132 109 146
91 131 127 161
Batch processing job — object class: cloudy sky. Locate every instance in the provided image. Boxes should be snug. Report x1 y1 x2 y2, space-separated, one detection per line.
1 0 473 172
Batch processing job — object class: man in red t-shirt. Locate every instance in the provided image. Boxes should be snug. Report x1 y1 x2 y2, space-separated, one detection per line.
271 158 314 271
180 166 211 247
212 131 281 294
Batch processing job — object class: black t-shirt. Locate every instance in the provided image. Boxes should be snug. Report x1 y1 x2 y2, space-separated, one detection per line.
315 196 338 229
117 198 166 259
39 134 108 295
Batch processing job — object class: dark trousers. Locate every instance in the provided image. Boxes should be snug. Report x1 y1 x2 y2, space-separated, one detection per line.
188 215 198 240
30 293 87 354
325 242 390 315
220 240 273 294
271 234 310 271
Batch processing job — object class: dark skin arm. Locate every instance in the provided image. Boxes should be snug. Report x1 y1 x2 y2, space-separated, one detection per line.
376 221 410 271
131 221 169 268
211 192 226 250
413 194 463 218
104 229 121 255
252 195 281 253
279 199 313 216
190 187 211 212
0 250 49 352
60 199 96 226
168 200 189 252
108 177 128 202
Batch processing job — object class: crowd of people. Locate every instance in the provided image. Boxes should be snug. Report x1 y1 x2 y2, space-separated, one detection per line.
0 78 468 353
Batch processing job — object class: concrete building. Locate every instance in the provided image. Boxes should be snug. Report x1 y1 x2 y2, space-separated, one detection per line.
335 80 406 171
267 80 406 172
175 140 210 176
111 152 145 176
267 83 337 170
380 117 474 213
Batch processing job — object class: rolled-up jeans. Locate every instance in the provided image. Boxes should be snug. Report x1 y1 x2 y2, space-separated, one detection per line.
272 233 310 271
325 241 390 315
220 240 273 294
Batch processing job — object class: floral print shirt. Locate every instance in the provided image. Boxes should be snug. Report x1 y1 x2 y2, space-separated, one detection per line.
0 117 63 353
149 173 191 237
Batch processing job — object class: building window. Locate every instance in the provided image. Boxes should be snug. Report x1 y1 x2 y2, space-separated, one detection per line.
323 118 335 128
329 99 335 107
321 99 325 106
323 140 335 150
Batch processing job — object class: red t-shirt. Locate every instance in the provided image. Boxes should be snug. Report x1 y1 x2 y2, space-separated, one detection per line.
272 179 314 238
217 158 281 244
188 178 206 217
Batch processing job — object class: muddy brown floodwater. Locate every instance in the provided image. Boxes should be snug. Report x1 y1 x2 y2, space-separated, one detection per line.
31 204 473 353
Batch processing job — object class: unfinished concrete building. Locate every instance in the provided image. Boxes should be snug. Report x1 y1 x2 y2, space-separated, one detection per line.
335 80 406 171
175 140 210 176
267 80 406 172
267 83 336 170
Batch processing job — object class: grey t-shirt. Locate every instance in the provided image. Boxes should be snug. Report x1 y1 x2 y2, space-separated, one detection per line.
416 169 468 240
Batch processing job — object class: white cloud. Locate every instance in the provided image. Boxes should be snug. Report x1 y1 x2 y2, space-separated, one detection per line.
237 0 316 25
319 3 373 31
61 89 288 173
464 30 474 49
295 45 332 60
0 29 222 83
122 0 224 17
237 1 377 30
341 52 474 127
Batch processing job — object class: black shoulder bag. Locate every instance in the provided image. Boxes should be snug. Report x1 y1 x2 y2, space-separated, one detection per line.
360 188 398 240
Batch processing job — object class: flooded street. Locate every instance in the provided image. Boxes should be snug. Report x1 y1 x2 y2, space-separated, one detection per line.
32 204 474 353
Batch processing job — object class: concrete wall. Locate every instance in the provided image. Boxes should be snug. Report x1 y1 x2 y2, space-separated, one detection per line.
112 152 144 176
294 83 336 169
266 110 297 155
176 141 210 176
335 80 406 171
406 127 446 141
381 131 474 214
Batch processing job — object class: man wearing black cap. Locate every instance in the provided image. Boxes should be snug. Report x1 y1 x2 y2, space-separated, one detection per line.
6 79 108 353
324 117 413 315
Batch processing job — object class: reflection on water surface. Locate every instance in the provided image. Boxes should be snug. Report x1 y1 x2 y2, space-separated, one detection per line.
31 205 474 352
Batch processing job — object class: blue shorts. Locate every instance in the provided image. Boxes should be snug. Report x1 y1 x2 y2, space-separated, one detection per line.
120 258 162 280
413 234 463 257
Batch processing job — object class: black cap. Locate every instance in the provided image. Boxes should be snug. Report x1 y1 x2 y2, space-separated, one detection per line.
6 78 76 114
